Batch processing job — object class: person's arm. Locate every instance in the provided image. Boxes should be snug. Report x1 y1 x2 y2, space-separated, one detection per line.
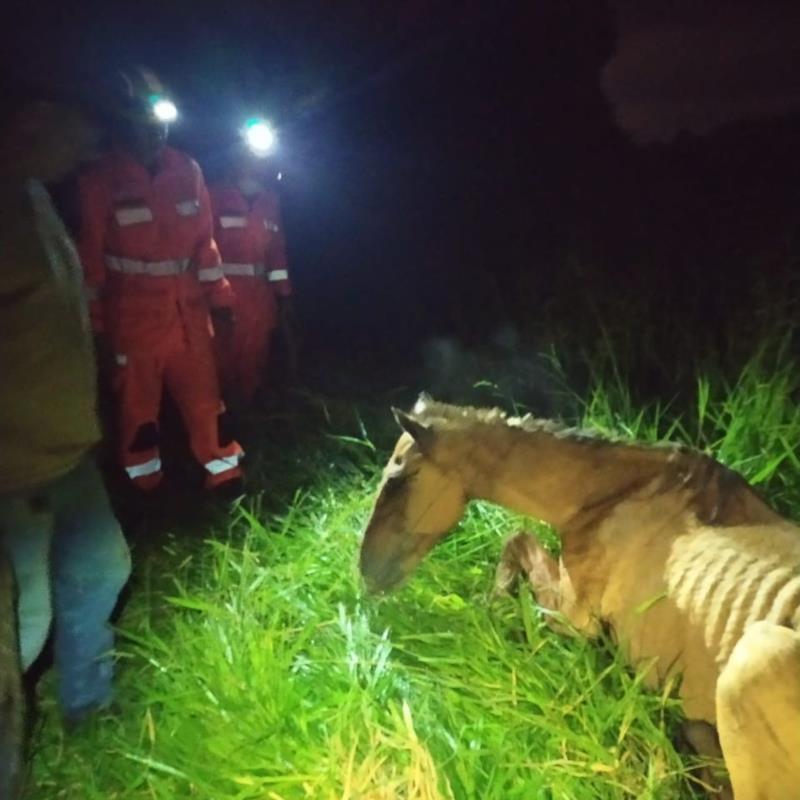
266 193 299 376
76 170 109 333
193 165 234 309
266 195 291 300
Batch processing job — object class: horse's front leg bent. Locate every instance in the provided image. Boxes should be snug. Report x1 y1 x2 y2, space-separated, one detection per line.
495 532 561 612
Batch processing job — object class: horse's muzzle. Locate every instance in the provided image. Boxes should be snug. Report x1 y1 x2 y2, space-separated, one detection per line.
359 548 407 594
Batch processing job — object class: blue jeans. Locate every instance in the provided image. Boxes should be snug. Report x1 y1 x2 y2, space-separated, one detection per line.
0 456 131 717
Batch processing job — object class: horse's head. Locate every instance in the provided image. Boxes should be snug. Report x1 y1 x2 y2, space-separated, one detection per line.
360 399 468 593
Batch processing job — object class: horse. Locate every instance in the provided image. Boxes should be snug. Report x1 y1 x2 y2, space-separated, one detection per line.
359 395 800 800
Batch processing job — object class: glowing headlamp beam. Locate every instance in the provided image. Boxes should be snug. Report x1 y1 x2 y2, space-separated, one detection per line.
152 98 178 123
244 120 276 156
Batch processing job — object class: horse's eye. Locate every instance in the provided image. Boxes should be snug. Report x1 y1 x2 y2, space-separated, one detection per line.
393 455 403 466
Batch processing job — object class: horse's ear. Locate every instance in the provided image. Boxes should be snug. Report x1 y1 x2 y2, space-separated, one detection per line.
416 391 434 410
392 408 435 452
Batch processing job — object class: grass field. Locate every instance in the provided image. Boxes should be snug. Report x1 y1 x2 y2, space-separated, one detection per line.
28 335 800 799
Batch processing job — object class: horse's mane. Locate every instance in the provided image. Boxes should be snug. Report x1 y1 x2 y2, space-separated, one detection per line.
412 395 684 452
411 395 776 526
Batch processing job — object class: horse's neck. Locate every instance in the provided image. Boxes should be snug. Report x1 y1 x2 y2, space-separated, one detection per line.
456 426 667 530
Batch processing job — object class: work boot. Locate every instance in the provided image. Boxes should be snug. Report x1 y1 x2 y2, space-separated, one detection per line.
209 476 245 505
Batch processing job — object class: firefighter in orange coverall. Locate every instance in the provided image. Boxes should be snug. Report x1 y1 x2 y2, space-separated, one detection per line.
209 125 292 408
78 69 244 492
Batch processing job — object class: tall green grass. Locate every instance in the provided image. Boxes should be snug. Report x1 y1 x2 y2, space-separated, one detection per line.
28 339 800 799
578 333 800 511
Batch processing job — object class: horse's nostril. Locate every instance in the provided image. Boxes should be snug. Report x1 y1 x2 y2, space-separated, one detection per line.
360 551 404 594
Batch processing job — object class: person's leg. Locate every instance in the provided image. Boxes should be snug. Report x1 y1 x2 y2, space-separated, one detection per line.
114 350 165 490
0 488 54 795
50 458 131 719
240 317 272 409
0 494 54 671
0 546 25 799
213 310 240 409
164 334 244 490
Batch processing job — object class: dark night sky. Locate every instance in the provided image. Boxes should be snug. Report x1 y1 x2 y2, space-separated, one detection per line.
6 2 800 149
605 0 800 142
3 1 800 360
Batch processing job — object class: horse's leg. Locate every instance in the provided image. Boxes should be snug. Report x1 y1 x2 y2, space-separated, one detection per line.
681 720 732 799
716 621 800 800
494 532 560 611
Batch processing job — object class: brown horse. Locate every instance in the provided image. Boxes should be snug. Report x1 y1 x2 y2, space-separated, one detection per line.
360 395 800 800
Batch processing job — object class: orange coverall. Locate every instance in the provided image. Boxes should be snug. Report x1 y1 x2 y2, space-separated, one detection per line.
209 183 291 406
78 147 244 490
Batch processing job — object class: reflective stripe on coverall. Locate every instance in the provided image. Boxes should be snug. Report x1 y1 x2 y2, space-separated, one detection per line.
78 147 243 489
209 183 291 406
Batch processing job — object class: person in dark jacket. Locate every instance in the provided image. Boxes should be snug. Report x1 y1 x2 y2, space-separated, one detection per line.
0 88 131 796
